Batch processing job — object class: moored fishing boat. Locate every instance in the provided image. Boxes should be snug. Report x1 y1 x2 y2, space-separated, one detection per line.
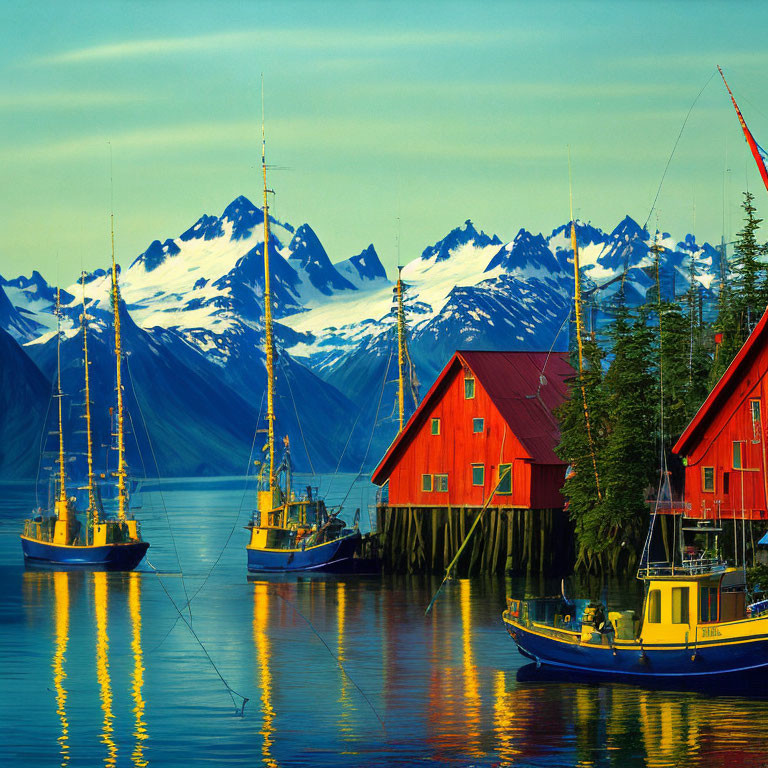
20 234 148 570
245 107 360 574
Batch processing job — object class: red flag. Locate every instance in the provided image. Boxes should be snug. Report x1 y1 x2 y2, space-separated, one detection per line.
719 66 768 194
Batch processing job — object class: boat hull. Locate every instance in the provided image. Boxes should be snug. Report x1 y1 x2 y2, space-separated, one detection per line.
247 531 361 573
504 617 768 682
20 535 149 570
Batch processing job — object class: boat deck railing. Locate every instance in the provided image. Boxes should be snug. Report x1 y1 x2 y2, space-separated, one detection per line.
638 558 727 578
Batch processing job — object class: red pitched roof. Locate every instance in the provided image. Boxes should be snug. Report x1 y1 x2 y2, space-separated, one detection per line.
371 350 574 485
673 305 768 456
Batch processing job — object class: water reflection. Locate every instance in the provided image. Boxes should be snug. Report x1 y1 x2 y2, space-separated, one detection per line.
128 573 148 767
52 571 70 767
252 582 277 768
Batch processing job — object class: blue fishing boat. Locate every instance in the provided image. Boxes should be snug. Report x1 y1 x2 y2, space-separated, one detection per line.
21 252 148 570
245 112 360 574
503 559 768 683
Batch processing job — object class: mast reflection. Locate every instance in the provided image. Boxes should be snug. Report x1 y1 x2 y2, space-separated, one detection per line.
252 582 278 768
52 571 70 767
128 573 148 767
94 571 117 768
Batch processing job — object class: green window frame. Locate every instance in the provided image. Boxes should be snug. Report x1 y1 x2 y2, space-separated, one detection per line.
497 463 512 494
471 464 484 486
434 474 448 492
464 377 475 399
751 399 762 440
431 417 440 436
701 466 714 492
422 474 432 492
472 417 484 433
733 442 743 470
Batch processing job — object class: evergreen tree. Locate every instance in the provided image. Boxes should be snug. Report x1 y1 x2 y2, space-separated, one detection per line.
732 191 767 327
597 304 657 572
556 334 607 572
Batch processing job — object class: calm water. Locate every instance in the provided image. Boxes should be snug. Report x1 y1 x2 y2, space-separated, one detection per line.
2 476 768 767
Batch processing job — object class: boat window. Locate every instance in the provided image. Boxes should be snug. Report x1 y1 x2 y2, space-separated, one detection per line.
473 417 484 433
700 585 719 622
701 466 714 492
422 474 432 492
431 418 440 436
751 399 762 440
497 464 512 494
471 464 484 486
434 474 448 492
464 377 475 399
733 441 743 470
671 587 689 624
648 590 661 623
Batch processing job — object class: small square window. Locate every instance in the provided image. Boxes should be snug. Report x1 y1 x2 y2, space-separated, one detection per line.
464 377 475 399
701 466 714 492
422 474 432 492
431 418 440 436
733 442 743 470
472 464 484 486
497 464 512 494
472 418 484 433
434 474 448 492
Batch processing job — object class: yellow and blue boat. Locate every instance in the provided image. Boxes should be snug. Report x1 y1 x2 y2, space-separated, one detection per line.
503 556 768 683
245 113 360 574
20 251 148 570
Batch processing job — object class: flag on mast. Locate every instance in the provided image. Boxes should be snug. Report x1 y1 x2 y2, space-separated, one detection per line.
718 65 768 193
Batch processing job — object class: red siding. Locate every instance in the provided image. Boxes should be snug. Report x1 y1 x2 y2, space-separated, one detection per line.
679 347 768 520
386 362 559 509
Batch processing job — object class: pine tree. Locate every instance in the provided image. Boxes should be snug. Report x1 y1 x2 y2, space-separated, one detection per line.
555 334 607 572
732 191 767 328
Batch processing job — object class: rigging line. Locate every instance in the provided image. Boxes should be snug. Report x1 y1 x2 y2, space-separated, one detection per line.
338 348 394 511
34 379 56 509
278 355 316 477
325 402 365 502
148 392 266 654
536 304 571 397
642 70 716 234
270 586 386 734
152 566 249 715
123 352 193 624
425 464 513 615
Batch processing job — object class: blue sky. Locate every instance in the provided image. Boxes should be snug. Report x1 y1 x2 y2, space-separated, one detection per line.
2 0 768 279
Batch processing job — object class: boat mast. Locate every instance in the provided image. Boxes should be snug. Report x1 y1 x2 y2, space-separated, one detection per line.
55 288 68 513
568 152 601 499
261 85 276 495
111 214 127 521
396 266 406 433
81 273 98 527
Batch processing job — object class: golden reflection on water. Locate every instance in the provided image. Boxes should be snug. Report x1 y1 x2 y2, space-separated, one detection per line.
252 582 278 768
94 571 117 768
459 579 482 759
128 573 148 768
52 571 70 767
336 582 353 741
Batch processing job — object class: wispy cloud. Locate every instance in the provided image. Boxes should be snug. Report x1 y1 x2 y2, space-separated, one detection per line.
0 89 145 111
33 27 514 65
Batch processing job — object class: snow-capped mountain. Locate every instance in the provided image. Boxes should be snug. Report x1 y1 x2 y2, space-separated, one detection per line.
0 196 724 477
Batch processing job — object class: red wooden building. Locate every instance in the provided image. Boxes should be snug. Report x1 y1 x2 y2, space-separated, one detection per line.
673 307 768 521
372 350 573 509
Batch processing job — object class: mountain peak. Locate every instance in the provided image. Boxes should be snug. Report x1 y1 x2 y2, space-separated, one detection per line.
421 220 502 262
611 215 647 242
485 228 559 274
289 224 357 295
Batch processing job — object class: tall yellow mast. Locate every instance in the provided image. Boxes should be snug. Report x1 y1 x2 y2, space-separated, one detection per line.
55 288 69 516
568 153 601 500
111 214 127 521
81 273 98 529
396 267 406 433
262 88 276 494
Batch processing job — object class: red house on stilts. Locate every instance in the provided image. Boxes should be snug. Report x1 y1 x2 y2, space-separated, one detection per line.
371 350 575 575
673 307 768 522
